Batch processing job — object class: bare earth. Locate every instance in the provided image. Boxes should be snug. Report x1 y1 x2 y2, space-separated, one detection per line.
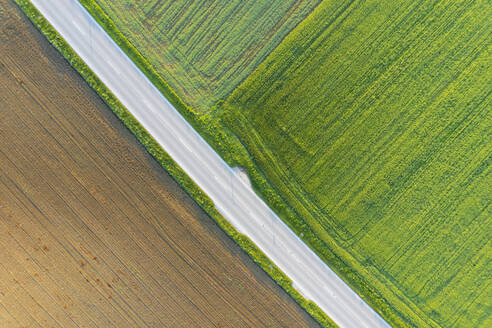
0 1 319 327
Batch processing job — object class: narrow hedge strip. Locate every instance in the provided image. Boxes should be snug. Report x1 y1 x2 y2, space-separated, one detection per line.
13 1 338 327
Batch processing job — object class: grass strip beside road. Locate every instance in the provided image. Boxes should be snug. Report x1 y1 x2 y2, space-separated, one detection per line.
13 1 337 327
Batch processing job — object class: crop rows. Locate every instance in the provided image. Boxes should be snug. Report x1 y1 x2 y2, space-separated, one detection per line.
224 0 491 327
93 0 320 109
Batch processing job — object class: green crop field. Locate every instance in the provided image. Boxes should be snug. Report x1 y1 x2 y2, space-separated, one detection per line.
68 0 490 327
224 0 492 327
92 0 320 109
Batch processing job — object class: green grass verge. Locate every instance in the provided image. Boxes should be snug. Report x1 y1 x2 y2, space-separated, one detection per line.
13 1 338 327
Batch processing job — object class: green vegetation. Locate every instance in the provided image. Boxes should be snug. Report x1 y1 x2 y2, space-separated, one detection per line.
224 0 492 327
91 0 321 109
13 1 337 327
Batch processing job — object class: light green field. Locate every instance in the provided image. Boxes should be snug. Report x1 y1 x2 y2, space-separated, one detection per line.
78 0 491 327
224 0 491 327
93 0 320 109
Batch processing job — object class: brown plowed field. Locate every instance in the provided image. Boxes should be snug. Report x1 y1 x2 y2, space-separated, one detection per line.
0 1 319 327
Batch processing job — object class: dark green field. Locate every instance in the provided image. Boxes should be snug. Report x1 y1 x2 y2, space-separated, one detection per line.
224 0 491 327
48 0 491 327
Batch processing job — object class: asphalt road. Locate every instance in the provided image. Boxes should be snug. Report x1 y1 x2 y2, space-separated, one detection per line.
30 1 391 327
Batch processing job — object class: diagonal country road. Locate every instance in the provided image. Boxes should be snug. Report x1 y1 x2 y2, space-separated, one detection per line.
29 1 391 327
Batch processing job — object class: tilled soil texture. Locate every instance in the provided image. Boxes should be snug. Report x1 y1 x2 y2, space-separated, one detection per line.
0 1 320 327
